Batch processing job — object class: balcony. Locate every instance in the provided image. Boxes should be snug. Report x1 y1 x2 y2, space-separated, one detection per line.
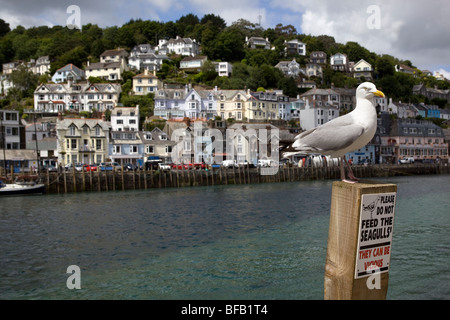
79 145 95 152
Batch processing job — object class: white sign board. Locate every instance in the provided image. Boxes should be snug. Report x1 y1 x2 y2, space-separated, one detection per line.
355 192 396 279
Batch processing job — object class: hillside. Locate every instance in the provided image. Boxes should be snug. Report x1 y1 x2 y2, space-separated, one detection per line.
0 14 449 109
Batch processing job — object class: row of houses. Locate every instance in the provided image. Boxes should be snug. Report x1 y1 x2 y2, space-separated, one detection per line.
31 72 450 126
1 107 448 172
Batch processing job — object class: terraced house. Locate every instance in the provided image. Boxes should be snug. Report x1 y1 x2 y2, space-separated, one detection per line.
56 116 110 166
154 85 219 120
380 118 449 163
34 81 121 113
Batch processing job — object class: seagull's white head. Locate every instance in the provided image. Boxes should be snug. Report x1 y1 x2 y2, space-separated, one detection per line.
356 82 385 100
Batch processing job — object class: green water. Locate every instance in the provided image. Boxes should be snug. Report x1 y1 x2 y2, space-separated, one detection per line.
0 175 449 300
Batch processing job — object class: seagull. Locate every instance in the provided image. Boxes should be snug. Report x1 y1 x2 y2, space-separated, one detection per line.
282 82 385 183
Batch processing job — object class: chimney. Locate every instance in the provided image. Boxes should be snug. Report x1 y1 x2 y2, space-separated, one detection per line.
144 69 149 76
183 117 191 127
102 112 106 121
57 112 63 121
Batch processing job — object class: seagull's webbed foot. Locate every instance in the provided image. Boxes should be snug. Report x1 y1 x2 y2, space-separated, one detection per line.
341 157 360 184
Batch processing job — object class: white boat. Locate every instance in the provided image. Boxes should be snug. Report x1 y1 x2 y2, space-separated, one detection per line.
0 175 45 196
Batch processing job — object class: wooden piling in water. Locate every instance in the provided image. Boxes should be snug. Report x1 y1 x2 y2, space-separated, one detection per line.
324 180 397 300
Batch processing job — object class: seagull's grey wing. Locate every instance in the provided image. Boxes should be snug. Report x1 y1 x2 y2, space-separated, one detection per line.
293 120 365 154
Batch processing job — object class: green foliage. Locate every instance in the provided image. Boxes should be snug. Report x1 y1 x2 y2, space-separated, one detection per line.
0 14 446 105
9 65 39 98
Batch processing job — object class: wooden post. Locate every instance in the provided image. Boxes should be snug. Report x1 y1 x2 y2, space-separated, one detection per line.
324 180 397 300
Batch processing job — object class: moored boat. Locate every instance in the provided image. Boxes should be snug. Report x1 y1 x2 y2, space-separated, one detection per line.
0 175 45 196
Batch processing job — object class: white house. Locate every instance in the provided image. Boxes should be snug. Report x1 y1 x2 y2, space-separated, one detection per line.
299 99 340 131
330 53 349 72
111 105 140 132
29 56 51 76
213 62 233 77
180 56 208 71
128 44 169 72
158 36 200 56
0 74 13 95
0 109 22 150
275 59 301 77
284 39 306 56
34 81 122 113
246 37 271 50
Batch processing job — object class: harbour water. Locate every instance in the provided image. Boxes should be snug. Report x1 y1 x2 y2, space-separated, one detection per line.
0 175 449 300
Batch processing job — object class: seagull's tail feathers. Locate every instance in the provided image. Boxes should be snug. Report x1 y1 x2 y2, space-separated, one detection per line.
281 128 320 159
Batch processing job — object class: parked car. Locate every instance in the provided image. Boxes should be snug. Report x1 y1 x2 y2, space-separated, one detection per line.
399 157 414 164
41 164 58 172
65 163 83 172
158 163 171 172
99 162 122 171
257 159 275 167
170 163 190 170
124 163 138 171
222 160 238 168
240 160 256 168
357 159 371 166
193 163 206 170
83 164 98 172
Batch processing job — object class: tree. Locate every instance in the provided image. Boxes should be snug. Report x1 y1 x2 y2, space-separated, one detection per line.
0 19 11 37
376 55 395 78
200 14 226 31
274 24 297 37
212 30 245 61
9 65 39 98
51 46 88 74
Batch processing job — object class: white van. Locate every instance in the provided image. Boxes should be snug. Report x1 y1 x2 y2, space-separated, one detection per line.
257 159 273 167
222 160 237 168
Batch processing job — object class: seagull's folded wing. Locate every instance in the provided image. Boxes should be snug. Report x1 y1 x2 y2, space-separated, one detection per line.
293 120 365 154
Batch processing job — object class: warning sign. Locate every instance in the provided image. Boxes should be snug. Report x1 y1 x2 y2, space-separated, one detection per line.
355 192 396 279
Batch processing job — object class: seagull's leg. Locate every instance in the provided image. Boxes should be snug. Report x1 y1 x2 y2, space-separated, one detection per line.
340 158 346 181
344 156 359 182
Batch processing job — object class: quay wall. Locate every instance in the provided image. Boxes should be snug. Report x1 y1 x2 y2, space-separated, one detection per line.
37 163 450 194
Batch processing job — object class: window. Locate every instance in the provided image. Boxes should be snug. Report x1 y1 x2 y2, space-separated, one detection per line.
184 140 191 151
160 134 167 140
113 145 121 154
129 145 138 154
96 139 102 150
165 145 172 153
146 145 154 153
71 139 77 149
95 126 101 136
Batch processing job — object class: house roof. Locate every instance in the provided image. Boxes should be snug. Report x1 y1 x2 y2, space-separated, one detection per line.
85 61 121 70
56 118 110 131
54 64 85 77
100 48 128 57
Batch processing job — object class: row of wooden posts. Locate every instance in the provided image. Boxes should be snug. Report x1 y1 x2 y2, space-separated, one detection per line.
36 163 449 194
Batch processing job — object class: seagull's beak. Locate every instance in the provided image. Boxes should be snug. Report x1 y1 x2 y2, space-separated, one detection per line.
373 90 385 98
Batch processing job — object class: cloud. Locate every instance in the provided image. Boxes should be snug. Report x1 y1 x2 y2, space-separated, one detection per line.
0 0 448 76
276 0 450 74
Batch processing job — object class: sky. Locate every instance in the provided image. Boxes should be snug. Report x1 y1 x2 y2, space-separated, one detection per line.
0 0 449 79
